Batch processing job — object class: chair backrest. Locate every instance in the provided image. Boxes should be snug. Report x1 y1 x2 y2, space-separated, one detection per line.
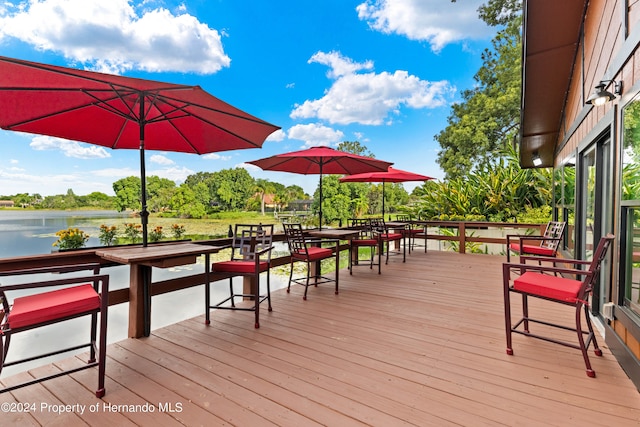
229 224 274 262
283 223 308 255
396 214 410 221
349 218 376 239
579 234 614 300
540 221 566 251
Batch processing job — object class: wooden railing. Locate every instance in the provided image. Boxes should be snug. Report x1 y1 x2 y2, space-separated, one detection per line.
0 221 545 336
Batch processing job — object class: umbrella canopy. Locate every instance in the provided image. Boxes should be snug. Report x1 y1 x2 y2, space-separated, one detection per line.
248 146 393 228
0 55 280 245
340 167 434 216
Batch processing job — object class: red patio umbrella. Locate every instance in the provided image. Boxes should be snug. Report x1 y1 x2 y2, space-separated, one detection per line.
0 55 280 245
340 167 434 216
248 146 393 228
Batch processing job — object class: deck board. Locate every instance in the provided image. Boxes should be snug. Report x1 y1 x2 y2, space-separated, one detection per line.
1 250 639 426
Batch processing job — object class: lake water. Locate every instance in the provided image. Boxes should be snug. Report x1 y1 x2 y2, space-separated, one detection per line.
0 209 289 377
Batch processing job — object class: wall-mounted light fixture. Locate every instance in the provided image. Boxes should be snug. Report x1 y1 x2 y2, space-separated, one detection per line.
586 80 623 106
532 151 542 167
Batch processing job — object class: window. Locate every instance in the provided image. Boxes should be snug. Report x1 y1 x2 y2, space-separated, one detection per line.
621 96 640 316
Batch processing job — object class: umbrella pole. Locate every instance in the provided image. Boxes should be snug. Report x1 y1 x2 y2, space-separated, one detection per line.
382 181 385 219
140 141 149 247
318 165 323 230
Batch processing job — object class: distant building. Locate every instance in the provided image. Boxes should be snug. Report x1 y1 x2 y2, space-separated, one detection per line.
0 200 15 208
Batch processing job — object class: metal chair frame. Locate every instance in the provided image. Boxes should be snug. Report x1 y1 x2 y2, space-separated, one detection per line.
502 234 614 377
208 224 274 328
506 221 566 262
0 263 109 397
371 218 406 264
283 223 340 300
348 218 382 274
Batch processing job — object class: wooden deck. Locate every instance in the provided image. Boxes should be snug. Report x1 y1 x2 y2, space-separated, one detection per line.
1 250 639 426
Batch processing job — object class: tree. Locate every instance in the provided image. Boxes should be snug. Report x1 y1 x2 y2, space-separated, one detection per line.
209 168 256 211
146 176 176 212
436 1 522 179
113 176 141 212
336 141 375 157
254 179 276 215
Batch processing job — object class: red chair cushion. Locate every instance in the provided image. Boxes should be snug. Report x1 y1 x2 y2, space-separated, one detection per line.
509 243 555 256
213 260 269 273
513 272 582 303
352 239 379 246
8 284 100 329
293 247 334 261
380 233 403 241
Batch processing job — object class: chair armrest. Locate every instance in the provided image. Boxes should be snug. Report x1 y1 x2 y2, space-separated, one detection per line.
0 263 102 277
519 254 591 266
503 262 590 281
254 246 274 256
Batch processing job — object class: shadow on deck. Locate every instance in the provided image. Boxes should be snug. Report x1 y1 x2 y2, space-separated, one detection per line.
1 250 639 426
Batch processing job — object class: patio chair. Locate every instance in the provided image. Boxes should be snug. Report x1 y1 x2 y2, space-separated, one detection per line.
283 223 340 300
396 214 422 253
371 218 406 264
349 218 382 274
208 224 274 328
506 221 566 262
0 263 109 397
502 233 614 377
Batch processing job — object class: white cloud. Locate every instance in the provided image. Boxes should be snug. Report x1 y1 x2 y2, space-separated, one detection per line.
150 154 174 165
308 51 373 79
287 123 344 148
291 51 455 125
30 135 111 159
10 159 18 164
0 167 114 195
266 129 286 142
0 0 230 74
356 0 491 52
151 165 193 183
202 153 231 161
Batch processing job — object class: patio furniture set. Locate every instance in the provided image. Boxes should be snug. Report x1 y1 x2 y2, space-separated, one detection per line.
0 219 614 401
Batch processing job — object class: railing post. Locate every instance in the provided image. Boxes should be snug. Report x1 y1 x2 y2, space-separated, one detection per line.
459 222 466 254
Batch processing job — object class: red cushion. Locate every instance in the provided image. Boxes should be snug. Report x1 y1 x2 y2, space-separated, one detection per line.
509 243 555 256
213 260 269 273
8 284 100 329
293 247 334 261
513 272 582 303
380 233 403 241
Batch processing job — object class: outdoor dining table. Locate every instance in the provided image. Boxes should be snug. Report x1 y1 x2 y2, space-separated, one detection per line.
96 242 224 338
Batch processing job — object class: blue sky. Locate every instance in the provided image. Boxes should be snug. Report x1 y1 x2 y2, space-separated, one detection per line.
0 0 496 196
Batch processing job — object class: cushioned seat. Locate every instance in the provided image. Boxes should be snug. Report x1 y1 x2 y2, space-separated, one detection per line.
508 243 555 257
8 284 100 329
293 246 333 261
0 264 109 397
349 218 381 274
513 272 582 303
208 224 274 328
503 234 614 378
213 260 269 274
283 223 340 300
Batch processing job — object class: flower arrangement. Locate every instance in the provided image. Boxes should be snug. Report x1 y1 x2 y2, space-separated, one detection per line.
53 227 90 250
149 226 164 242
124 222 142 243
99 224 118 246
171 223 186 240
